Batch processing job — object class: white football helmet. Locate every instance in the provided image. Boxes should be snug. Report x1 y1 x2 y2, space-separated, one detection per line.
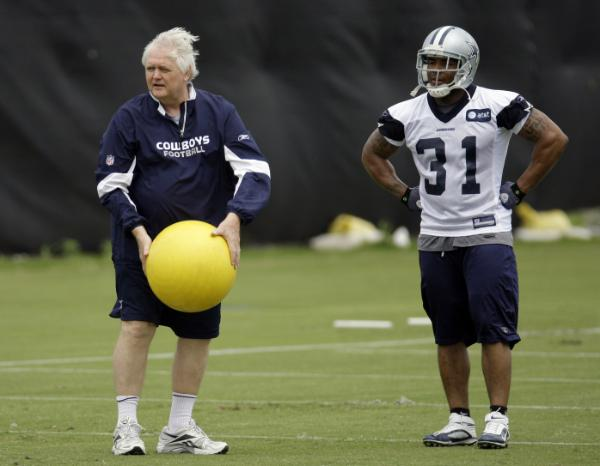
410 26 480 98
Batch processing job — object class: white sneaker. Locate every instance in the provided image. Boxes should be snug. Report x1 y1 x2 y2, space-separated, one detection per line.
112 417 146 455
156 419 229 455
423 413 477 447
478 411 510 448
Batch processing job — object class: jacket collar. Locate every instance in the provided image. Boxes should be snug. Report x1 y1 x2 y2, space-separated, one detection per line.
149 83 197 116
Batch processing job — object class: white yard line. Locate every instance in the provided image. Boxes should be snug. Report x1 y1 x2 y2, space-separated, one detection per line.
0 327 600 368
0 353 170 367
337 347 600 358
515 351 600 359
520 327 600 337
5 429 599 447
0 395 597 411
0 338 432 367
1 367 598 385
1 326 600 367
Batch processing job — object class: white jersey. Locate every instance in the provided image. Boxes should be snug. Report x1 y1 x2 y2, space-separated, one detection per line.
378 85 532 236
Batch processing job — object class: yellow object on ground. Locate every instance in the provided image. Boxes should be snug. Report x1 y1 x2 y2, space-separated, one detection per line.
309 214 384 250
515 202 592 241
327 214 380 234
516 202 572 230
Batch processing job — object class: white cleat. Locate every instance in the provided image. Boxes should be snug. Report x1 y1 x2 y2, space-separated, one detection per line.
112 417 146 455
156 419 229 455
423 413 477 447
477 411 510 449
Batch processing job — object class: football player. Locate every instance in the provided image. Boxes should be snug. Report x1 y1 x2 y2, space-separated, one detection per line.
362 25 568 449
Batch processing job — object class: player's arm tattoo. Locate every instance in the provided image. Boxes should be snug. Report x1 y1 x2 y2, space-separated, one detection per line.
518 108 548 142
362 129 406 197
515 107 568 193
364 130 398 159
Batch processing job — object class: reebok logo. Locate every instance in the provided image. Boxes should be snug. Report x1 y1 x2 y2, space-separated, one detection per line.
166 433 195 443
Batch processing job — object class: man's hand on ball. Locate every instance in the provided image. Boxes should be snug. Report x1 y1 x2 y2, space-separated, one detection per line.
131 225 152 273
213 212 241 269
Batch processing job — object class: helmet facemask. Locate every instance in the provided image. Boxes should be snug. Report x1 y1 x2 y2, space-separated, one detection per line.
416 51 471 98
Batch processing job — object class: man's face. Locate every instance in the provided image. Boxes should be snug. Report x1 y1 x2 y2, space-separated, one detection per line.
424 56 459 86
145 47 188 104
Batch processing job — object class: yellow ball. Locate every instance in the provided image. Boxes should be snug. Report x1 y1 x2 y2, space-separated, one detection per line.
146 220 236 312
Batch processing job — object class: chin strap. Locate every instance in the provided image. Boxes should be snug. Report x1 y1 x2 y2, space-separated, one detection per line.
409 84 422 97
462 86 473 101
410 84 473 100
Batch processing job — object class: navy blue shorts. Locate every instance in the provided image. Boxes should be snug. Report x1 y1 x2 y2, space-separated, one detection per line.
110 262 221 339
419 244 520 348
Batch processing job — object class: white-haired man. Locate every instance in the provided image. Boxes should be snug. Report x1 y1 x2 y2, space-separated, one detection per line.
95 27 271 455
362 25 567 448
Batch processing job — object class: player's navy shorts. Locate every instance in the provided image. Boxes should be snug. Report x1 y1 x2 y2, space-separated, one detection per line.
419 244 520 348
109 262 221 339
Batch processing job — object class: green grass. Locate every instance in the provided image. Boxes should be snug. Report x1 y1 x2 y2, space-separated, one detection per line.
1 240 599 465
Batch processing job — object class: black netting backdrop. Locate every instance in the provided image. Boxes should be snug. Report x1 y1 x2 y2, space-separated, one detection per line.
1 0 598 252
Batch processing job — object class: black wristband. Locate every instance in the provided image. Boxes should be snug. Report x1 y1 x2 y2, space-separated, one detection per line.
511 183 526 201
401 188 411 204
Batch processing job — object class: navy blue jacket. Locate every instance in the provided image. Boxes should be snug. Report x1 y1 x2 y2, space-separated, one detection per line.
95 87 271 263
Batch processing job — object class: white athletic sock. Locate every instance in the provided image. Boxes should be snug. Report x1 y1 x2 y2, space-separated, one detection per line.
116 395 139 423
167 392 197 432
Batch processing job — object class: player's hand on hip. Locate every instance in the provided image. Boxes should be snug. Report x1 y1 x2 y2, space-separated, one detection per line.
401 186 422 212
499 181 526 209
213 212 241 269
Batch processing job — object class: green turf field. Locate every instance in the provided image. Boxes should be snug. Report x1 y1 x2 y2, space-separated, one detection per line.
1 239 599 465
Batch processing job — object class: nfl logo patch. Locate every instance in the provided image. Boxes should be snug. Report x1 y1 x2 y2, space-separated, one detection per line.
106 154 115 166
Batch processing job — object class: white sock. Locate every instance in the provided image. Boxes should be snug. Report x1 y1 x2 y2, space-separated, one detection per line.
116 395 139 423
168 392 197 432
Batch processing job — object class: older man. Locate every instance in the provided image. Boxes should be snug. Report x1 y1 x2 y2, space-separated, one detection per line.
95 27 271 455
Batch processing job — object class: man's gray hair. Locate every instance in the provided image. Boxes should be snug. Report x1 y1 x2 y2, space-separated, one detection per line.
142 27 199 80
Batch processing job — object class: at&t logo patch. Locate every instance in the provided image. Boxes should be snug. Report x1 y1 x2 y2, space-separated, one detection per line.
466 109 491 122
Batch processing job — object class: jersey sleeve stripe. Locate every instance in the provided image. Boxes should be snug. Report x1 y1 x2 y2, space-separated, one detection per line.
224 146 271 194
382 135 405 147
96 158 137 203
